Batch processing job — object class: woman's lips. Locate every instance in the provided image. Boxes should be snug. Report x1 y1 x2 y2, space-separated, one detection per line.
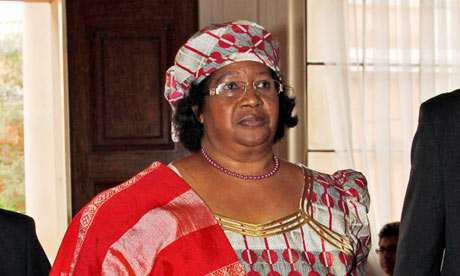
238 114 266 127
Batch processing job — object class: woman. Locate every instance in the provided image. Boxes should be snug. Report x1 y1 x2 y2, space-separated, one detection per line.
51 20 370 276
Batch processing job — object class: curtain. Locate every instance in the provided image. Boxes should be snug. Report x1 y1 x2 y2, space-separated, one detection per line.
307 0 460 275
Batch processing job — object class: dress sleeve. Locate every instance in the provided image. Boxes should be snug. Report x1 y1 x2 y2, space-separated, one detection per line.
332 170 371 275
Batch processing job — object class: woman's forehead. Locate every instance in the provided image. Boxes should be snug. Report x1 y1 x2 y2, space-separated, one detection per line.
209 61 271 81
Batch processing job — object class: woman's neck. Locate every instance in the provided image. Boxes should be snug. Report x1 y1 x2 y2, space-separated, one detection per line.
200 139 276 177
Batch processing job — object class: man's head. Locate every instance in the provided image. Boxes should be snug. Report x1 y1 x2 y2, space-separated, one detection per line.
377 222 400 275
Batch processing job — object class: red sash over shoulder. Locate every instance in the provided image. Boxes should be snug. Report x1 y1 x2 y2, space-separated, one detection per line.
51 162 246 276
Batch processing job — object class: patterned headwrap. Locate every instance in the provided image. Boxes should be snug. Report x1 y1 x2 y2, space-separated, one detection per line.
164 20 281 141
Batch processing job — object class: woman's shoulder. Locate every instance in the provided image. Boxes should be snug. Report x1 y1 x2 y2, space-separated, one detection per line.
330 169 369 208
68 161 193 241
299 165 369 208
299 165 367 190
52 161 215 274
330 169 368 194
78 161 188 219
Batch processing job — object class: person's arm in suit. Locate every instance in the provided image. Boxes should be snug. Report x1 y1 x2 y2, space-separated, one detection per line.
394 101 445 276
0 209 50 276
24 215 51 276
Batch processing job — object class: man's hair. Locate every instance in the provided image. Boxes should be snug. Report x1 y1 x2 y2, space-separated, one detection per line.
378 222 400 239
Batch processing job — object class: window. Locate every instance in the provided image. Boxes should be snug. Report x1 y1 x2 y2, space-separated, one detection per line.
306 0 460 229
0 1 24 213
306 2 460 273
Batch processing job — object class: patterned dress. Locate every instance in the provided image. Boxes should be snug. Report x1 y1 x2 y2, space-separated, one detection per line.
215 165 370 276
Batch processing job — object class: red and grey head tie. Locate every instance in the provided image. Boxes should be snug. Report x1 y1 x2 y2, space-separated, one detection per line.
164 20 281 141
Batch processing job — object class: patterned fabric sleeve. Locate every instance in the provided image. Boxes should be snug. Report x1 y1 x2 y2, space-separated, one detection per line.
332 170 371 276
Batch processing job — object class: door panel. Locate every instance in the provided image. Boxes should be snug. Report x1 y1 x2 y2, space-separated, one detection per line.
67 0 197 216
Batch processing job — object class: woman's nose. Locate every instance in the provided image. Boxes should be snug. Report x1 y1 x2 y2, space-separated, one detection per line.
240 83 263 107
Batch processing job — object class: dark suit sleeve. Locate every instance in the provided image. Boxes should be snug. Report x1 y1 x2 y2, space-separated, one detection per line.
0 209 50 276
26 217 51 276
394 102 444 276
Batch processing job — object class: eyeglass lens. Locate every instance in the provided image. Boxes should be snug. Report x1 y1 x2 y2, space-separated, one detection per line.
215 79 281 97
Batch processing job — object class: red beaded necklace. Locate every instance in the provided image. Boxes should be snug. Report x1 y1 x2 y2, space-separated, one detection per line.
200 148 279 180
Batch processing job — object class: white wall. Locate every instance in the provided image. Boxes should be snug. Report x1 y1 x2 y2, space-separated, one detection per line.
23 0 70 263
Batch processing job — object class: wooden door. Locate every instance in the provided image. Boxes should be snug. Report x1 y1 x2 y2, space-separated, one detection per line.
66 0 197 216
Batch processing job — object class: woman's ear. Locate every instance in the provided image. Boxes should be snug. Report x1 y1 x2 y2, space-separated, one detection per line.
192 106 204 123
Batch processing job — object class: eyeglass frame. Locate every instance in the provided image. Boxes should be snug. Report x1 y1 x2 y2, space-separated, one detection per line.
207 79 284 98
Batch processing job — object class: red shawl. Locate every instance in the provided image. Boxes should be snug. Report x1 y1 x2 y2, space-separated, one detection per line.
50 162 246 276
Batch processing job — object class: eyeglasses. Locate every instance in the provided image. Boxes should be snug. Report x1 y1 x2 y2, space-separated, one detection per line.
208 79 283 98
375 245 397 254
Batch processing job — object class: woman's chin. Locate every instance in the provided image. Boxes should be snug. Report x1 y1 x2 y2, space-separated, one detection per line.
234 130 274 148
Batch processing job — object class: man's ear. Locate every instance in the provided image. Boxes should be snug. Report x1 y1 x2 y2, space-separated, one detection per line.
192 106 204 123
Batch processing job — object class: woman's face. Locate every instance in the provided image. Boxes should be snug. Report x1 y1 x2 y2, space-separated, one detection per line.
200 61 279 151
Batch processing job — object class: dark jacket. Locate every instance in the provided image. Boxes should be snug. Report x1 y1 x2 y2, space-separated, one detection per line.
0 208 50 276
394 89 460 276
